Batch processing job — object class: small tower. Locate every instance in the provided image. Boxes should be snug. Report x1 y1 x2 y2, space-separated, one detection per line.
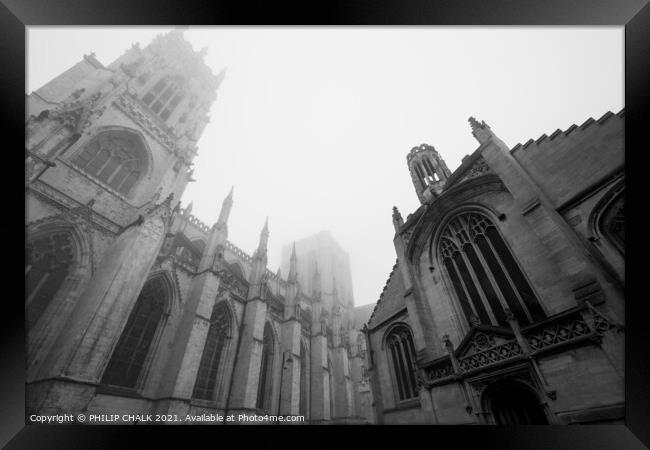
406 143 451 203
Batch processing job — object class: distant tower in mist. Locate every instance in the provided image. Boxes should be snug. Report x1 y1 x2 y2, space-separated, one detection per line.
279 230 355 309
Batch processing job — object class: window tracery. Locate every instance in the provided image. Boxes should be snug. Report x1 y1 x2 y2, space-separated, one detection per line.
256 323 274 411
192 302 231 401
386 325 418 401
101 275 169 388
438 212 545 327
73 130 146 196
26 230 76 329
141 76 185 121
600 194 624 254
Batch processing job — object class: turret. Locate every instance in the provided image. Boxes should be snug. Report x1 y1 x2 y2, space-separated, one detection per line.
407 143 451 203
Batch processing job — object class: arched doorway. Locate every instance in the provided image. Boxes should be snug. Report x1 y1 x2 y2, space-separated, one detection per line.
484 380 549 425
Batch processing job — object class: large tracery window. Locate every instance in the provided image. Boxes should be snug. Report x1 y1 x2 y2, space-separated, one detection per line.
141 76 185 121
299 342 309 417
26 230 76 329
600 193 624 255
439 212 545 327
256 323 274 411
73 130 147 196
192 302 231 401
101 275 170 389
385 325 418 402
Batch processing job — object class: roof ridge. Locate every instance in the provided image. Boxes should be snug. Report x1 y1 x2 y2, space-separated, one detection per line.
367 259 399 327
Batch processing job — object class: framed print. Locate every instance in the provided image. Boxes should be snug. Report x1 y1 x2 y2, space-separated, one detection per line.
2 0 649 448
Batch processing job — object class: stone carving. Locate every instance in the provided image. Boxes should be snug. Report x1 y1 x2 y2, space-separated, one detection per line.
460 157 492 182
423 359 454 383
113 93 180 154
526 315 591 352
458 340 523 372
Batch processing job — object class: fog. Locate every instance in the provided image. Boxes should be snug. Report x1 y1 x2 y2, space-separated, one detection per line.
27 26 623 305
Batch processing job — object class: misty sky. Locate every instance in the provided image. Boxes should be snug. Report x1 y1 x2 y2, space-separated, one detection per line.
27 27 623 306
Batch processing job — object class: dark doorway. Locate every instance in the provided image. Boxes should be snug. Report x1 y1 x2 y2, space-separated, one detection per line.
486 380 549 425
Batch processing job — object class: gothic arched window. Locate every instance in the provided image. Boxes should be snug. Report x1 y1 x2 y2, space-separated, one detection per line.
26 230 76 329
600 193 624 255
73 130 147 196
101 275 170 389
385 325 417 402
192 302 232 401
299 342 309 417
141 76 185 121
256 323 274 411
438 212 545 327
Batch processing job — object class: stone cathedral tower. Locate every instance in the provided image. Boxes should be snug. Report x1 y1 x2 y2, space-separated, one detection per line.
25 29 223 417
26 30 364 424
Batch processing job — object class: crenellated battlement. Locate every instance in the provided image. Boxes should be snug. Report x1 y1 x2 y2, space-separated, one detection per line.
511 108 624 154
224 240 254 264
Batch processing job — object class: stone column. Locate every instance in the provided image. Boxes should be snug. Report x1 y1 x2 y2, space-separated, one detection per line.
227 296 268 411
279 305 302 415
309 319 329 422
330 306 353 419
167 272 222 399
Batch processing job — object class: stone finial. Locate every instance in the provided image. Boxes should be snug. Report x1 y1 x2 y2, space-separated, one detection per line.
255 216 269 258
217 186 234 227
469 313 481 326
185 201 193 215
392 206 402 223
215 68 227 88
288 242 298 283
468 116 493 144
468 116 483 131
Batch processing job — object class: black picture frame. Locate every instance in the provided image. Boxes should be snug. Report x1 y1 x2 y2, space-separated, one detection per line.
2 1 648 448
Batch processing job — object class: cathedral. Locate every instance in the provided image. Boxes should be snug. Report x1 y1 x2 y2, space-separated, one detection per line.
364 111 625 424
25 31 370 424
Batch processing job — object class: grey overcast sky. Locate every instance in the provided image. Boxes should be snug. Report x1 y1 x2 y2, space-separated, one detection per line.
27 27 623 306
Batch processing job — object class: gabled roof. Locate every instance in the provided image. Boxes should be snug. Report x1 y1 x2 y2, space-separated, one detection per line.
367 260 407 329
